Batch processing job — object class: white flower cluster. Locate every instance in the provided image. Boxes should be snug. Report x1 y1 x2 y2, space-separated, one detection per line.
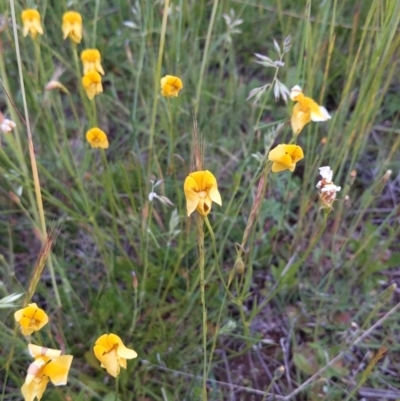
316 166 341 208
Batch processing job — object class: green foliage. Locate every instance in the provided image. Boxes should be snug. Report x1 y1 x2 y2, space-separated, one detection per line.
1 0 400 400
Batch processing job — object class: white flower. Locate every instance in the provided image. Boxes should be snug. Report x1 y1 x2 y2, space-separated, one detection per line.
317 166 341 209
316 166 333 186
321 183 341 193
0 118 16 133
290 85 303 100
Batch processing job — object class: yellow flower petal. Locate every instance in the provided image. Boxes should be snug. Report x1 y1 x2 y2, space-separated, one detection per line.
21 9 43 39
197 196 213 216
183 170 221 217
82 71 103 100
93 333 138 377
21 349 72 401
290 85 330 135
291 103 310 135
14 304 49 336
185 190 200 217
310 105 331 121
271 162 292 173
100 350 120 377
21 375 49 401
160 75 183 97
25 358 46 385
208 186 222 206
62 11 82 43
42 355 73 385
28 344 61 359
21 382 35 401
86 127 109 149
81 49 105 75
201 170 218 191
268 144 304 173
110 334 138 359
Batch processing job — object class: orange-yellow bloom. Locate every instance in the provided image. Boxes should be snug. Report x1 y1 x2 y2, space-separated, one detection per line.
81 49 105 75
93 333 138 377
62 11 82 44
21 9 44 39
86 128 109 149
268 144 304 173
160 75 183 97
290 85 331 135
82 71 103 100
183 170 222 217
14 303 49 336
21 344 73 401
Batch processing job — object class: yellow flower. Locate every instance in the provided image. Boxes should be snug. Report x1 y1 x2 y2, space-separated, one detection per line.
81 71 103 100
290 85 331 135
81 49 105 75
62 11 82 44
86 128 109 149
21 344 73 401
183 170 222 217
160 75 183 97
268 144 304 173
93 333 138 377
21 9 44 39
14 303 49 336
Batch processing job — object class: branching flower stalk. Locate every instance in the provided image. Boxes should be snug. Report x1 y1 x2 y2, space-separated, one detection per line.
248 35 292 132
233 164 270 336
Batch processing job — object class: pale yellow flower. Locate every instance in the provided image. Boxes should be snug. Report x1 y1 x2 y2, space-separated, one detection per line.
21 9 43 39
82 71 103 100
21 344 73 401
14 303 49 336
62 11 82 44
86 128 109 149
268 144 304 173
81 49 105 75
93 333 138 377
184 170 222 216
160 75 183 97
290 85 331 135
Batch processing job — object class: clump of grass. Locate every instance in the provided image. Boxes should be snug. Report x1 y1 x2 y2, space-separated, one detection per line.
0 0 400 400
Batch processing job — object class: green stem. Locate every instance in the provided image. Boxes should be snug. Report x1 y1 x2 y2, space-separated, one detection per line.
194 0 219 115
196 215 207 401
166 98 175 172
128 273 139 335
254 65 281 132
147 0 170 176
9 0 61 306
204 216 234 299
93 0 101 47
207 291 227 376
100 149 118 276
114 375 119 401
